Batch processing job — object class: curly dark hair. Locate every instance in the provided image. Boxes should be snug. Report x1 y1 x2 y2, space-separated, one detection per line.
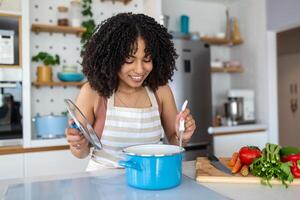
82 12 178 98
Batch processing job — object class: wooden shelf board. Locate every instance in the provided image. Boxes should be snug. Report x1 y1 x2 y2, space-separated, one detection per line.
32 81 85 87
211 67 243 73
201 36 243 46
101 0 132 4
31 24 86 35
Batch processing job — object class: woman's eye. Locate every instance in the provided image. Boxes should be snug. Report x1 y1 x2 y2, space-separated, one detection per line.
143 58 152 63
125 58 134 64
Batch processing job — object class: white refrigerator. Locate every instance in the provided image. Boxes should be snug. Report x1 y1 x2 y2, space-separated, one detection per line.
169 39 213 160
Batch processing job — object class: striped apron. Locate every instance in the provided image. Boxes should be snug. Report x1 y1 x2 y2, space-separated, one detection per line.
86 87 163 171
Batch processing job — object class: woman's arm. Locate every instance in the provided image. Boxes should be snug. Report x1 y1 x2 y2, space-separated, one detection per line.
157 85 196 146
65 82 99 158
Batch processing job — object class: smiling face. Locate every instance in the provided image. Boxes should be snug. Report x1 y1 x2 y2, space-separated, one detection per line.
117 37 153 92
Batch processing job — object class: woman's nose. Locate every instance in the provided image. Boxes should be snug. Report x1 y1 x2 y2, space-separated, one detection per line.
134 61 144 73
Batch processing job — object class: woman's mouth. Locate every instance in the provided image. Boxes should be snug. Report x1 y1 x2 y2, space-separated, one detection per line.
129 75 144 82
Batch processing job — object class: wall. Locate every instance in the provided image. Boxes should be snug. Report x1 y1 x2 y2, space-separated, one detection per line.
277 27 300 147
162 0 232 116
278 53 300 147
266 0 300 31
229 0 268 124
266 0 300 143
162 0 227 34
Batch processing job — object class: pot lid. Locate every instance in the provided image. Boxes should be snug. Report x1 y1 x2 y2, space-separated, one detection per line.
64 99 102 150
123 144 185 157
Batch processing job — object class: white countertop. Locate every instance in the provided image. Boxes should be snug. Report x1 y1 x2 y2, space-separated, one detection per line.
208 124 267 135
0 161 299 200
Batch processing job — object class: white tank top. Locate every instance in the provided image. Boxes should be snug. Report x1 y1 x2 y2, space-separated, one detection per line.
90 87 163 168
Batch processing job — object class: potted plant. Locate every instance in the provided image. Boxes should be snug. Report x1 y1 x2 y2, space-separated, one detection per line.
32 52 60 82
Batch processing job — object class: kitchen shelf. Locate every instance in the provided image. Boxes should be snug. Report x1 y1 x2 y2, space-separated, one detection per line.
32 81 85 87
100 0 132 4
201 36 243 46
211 66 243 73
31 24 86 36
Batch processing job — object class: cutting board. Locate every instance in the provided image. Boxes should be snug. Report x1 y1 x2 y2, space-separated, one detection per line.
196 157 300 185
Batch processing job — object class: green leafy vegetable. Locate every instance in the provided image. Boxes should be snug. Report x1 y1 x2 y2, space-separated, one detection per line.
250 143 294 188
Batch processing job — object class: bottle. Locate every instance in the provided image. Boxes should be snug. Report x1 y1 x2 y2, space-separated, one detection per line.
70 0 82 27
57 6 69 26
180 15 189 35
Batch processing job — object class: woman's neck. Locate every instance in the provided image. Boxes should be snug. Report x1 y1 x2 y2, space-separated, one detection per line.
117 85 144 95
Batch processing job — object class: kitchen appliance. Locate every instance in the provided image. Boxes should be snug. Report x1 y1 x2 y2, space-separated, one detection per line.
224 97 244 126
0 81 22 145
33 114 67 139
169 39 212 160
0 30 14 64
228 89 255 124
119 144 185 190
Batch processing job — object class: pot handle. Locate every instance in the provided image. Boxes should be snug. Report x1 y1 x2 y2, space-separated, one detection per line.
118 160 141 170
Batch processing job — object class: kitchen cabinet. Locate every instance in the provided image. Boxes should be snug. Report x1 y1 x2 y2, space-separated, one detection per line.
0 154 24 180
24 150 89 178
213 130 268 157
0 149 88 179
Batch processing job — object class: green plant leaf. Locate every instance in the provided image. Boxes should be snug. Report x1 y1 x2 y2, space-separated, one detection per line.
32 52 60 66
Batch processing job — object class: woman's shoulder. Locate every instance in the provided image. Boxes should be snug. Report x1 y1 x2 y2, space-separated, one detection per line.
155 84 173 98
77 82 103 108
154 84 174 104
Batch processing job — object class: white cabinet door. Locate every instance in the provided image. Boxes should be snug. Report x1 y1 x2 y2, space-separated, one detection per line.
213 131 268 157
0 154 24 180
24 150 89 178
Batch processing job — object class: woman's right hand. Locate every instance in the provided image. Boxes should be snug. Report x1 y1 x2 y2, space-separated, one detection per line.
65 120 90 153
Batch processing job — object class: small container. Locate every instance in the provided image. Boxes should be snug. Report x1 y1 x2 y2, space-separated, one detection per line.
62 65 78 72
180 15 189 34
70 0 82 27
57 6 69 26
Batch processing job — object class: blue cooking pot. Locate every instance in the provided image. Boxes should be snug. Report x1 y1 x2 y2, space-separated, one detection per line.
119 144 185 190
33 114 68 138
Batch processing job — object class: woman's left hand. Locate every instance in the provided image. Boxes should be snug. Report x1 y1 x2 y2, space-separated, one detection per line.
175 108 196 145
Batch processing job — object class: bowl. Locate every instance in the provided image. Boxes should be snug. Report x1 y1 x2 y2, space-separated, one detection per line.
57 72 84 82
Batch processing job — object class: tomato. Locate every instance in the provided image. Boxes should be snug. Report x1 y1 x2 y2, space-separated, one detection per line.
239 146 262 165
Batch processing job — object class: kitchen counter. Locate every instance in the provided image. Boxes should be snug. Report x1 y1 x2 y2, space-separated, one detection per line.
208 124 267 135
1 161 299 200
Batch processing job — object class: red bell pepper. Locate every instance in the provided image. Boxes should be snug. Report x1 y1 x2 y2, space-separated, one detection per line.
281 154 300 178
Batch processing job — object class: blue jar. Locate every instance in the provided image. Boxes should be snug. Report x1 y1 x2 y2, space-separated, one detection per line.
180 15 189 34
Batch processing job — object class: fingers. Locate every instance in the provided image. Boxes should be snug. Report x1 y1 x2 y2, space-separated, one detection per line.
70 136 88 149
65 126 84 144
68 119 75 126
185 118 195 130
183 114 196 142
179 108 190 120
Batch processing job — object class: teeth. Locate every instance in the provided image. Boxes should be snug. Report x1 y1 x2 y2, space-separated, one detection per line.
130 76 143 81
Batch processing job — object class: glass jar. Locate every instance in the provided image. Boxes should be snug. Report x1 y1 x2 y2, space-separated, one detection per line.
70 0 82 27
57 6 69 26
